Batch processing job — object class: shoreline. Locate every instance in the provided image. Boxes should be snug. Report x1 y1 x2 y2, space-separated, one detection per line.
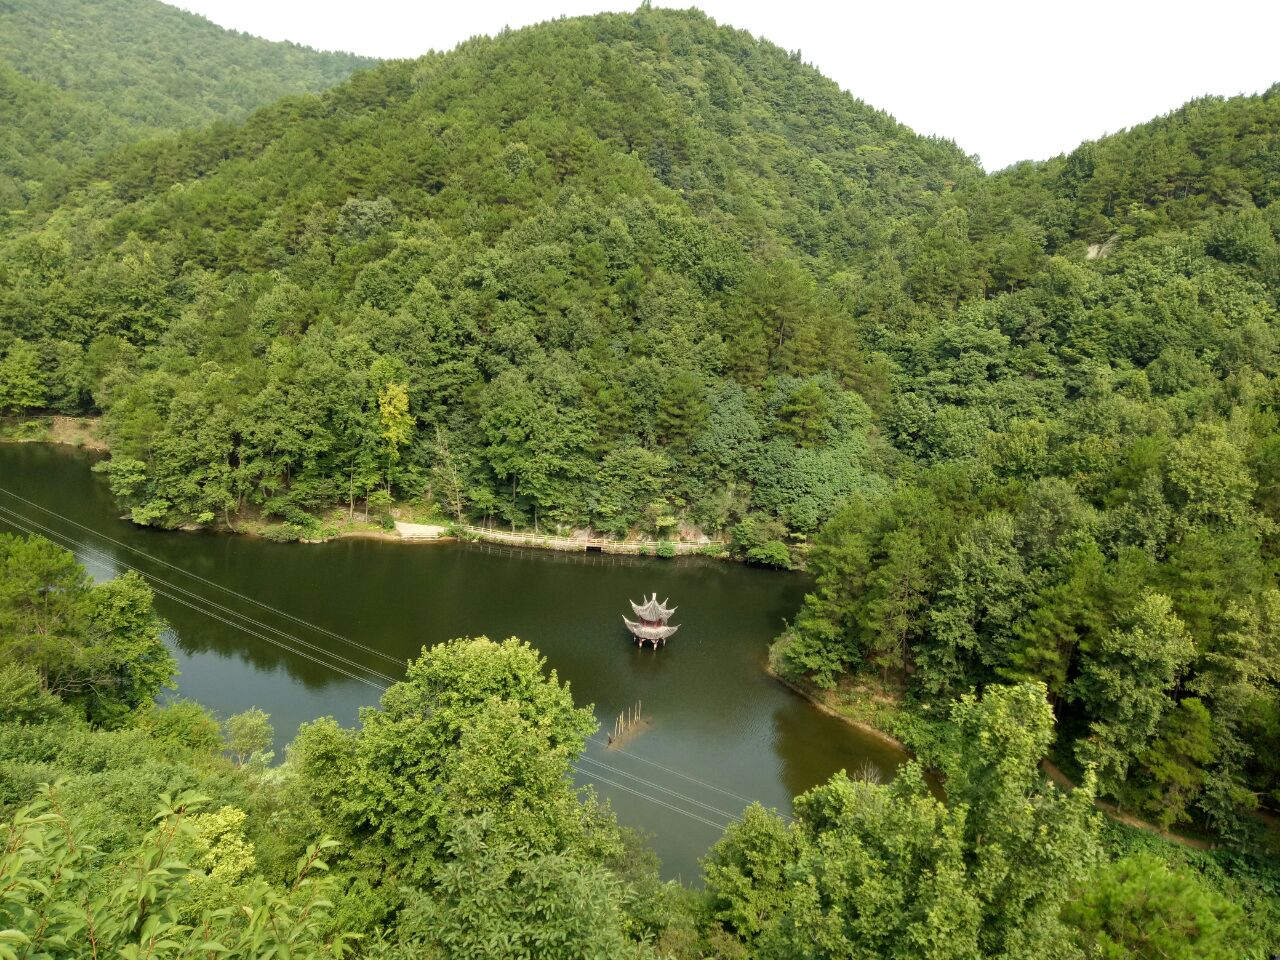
4 428 1232 853
302 528 436 544
766 665 911 755
454 525 723 557
771 662 1218 852
1 414 109 451
2 424 730 558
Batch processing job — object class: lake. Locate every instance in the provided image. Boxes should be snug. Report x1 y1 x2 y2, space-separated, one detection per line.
0 441 906 881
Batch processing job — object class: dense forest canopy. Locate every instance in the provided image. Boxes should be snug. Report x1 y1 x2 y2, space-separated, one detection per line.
0 6 978 545
1 0 1280 953
772 84 1280 846
0 0 375 209
4 8 1275 567
1 534 1272 957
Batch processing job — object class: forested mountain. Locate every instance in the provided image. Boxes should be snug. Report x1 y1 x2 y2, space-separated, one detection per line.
774 88 1280 843
0 0 375 208
0 7 976 543
1 4 1280 951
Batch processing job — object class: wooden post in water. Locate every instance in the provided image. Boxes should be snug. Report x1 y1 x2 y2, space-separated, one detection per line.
608 700 644 745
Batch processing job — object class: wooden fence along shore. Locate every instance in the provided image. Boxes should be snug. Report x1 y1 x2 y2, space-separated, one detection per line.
456 525 722 556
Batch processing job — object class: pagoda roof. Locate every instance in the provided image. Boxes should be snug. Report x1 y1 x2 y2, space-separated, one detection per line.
623 617 680 641
630 593 676 622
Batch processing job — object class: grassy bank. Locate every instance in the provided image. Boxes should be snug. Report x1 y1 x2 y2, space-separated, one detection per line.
0 414 107 449
766 666 911 754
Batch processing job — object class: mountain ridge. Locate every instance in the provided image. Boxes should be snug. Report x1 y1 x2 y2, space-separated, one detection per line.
0 0 377 207
0 3 1279 952
0 6 1276 551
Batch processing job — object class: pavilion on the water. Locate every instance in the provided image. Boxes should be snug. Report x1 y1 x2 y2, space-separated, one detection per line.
623 593 679 648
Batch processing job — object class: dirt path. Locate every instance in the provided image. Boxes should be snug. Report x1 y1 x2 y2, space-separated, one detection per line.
1040 758 1212 850
394 522 450 540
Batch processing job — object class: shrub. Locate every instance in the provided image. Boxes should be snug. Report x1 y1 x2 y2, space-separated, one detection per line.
139 699 223 757
261 522 306 542
746 540 792 568
0 663 74 724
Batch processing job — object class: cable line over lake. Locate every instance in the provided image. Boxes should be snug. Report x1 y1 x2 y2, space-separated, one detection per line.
0 484 407 670
565 766 733 831
0 502 402 688
576 755 742 822
587 735 759 808
0 498 766 835
0 506 394 690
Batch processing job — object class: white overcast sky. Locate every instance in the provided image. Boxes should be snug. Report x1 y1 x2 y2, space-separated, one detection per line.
168 0 1279 171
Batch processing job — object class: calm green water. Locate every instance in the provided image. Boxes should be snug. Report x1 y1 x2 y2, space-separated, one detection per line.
0 442 906 880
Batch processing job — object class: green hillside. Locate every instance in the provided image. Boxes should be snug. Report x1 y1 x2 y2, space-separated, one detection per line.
0 0 375 207
0 7 976 541
775 86 1280 853
1 4 1279 955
